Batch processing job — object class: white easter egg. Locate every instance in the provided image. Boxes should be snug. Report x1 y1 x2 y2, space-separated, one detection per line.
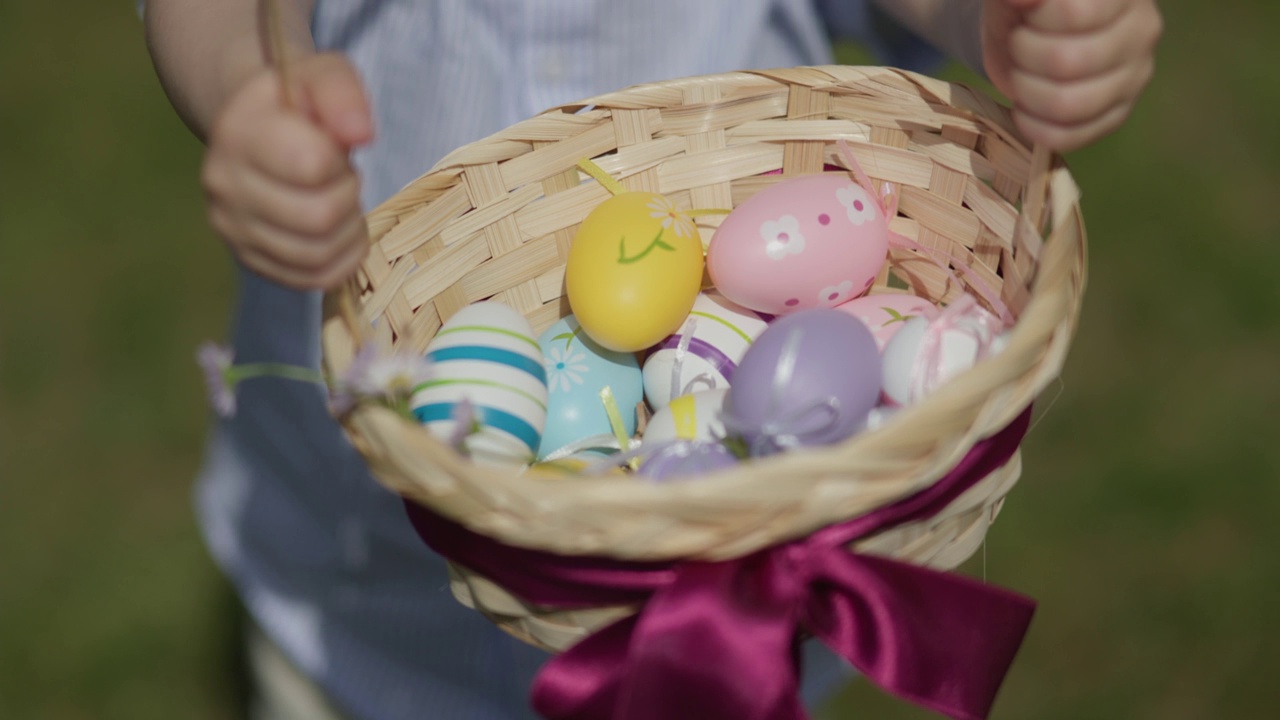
642 292 769 410
881 308 1007 407
643 389 729 445
411 302 548 465
864 405 900 432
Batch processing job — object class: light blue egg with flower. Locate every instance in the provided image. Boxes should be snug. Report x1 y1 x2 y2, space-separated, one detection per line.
537 315 643 460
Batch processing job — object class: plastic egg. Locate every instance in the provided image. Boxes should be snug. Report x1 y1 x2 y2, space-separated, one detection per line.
865 405 900 432
642 292 769 409
536 315 643 460
835 294 939 351
411 302 548 465
527 452 627 478
707 173 889 315
722 309 881 455
880 303 1009 407
638 441 739 482
566 191 705 352
643 389 728 445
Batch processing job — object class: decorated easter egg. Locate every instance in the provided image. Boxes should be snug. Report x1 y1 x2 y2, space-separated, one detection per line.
566 191 705 352
865 405 900 432
536 315 643 460
638 441 739 482
707 173 889 315
836 294 939 351
643 389 728 445
642 291 769 409
722 309 880 455
527 451 627 478
411 302 548 465
880 299 1009 407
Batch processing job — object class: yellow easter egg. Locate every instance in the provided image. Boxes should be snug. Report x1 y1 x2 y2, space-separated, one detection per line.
566 192 704 352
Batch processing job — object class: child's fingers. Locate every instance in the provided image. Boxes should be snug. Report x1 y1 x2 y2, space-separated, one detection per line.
296 53 375 148
228 164 363 240
207 72 350 189
1009 59 1153 127
212 206 369 289
311 230 372 290
1009 3 1161 81
243 111 351 188
240 211 368 275
1022 0 1129 34
1013 97 1133 152
1008 22 1126 81
199 55 373 289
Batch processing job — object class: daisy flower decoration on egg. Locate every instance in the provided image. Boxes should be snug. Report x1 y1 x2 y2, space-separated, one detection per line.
647 194 698 240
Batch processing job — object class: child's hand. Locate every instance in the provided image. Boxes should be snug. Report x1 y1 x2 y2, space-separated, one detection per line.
983 0 1162 152
201 53 374 289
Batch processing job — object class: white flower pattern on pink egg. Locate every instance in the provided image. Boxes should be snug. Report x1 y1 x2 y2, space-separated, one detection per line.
760 215 806 260
818 280 855 306
837 184 877 226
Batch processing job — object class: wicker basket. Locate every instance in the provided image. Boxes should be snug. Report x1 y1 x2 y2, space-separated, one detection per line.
321 65 1085 654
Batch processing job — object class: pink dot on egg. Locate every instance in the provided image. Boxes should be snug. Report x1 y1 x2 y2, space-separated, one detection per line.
778 232 790 242
785 298 800 307
827 292 840 301
853 200 864 212
818 214 830 225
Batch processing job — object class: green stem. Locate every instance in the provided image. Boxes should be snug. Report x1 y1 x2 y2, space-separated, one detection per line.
227 363 329 386
617 228 675 264
391 395 413 420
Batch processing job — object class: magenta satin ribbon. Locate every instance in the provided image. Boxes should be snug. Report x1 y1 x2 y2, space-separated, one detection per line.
405 408 1034 720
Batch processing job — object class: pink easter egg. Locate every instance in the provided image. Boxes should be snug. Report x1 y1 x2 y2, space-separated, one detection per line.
835 294 939 351
707 173 889 316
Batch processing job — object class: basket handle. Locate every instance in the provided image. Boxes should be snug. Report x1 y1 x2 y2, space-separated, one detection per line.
264 0 369 344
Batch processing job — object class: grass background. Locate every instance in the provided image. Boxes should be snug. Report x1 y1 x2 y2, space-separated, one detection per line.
1 2 1276 718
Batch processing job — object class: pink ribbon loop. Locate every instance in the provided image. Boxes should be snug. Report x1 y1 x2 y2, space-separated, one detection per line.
833 140 1015 327
910 294 1007 403
532 535 1034 720
404 409 1035 720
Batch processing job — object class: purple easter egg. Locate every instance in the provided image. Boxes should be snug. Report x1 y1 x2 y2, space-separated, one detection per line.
638 441 739 482
723 309 880 455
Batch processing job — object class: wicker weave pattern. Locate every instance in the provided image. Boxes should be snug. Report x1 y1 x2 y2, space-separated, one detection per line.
322 65 1084 568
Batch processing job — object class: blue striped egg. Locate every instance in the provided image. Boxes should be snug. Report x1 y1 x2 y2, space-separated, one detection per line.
411 302 548 466
642 291 769 409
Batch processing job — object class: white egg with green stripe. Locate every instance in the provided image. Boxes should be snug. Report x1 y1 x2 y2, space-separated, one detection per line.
642 291 770 410
411 302 548 466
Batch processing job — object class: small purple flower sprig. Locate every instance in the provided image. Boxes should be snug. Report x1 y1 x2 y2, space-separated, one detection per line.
197 341 434 421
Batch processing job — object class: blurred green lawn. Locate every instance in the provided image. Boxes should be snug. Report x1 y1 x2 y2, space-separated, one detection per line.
1 2 1277 719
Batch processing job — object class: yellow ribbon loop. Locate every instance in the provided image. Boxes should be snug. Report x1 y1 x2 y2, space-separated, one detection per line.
670 393 698 440
599 386 638 469
577 157 627 197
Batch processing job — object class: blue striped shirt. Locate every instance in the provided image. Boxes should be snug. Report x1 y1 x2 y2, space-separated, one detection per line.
187 2 940 718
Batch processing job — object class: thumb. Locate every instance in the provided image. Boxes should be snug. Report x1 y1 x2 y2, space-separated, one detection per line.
295 53 375 149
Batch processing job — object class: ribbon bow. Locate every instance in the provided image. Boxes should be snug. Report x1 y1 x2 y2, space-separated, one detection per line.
404 409 1034 720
